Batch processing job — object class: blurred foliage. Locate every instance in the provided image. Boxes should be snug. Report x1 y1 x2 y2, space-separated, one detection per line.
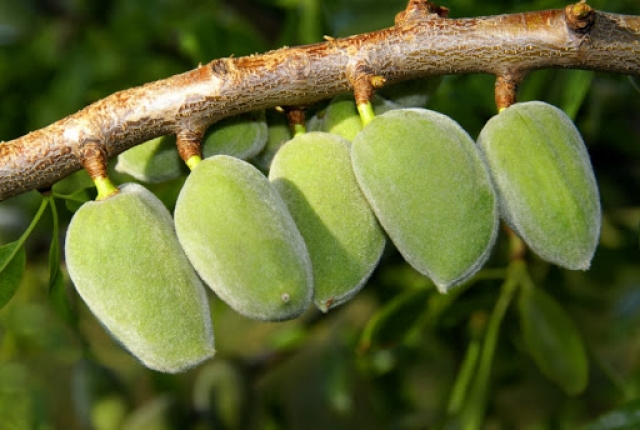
1 0 640 429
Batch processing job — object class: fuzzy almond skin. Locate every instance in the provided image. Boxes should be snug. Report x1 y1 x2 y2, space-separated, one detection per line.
477 101 601 270
115 136 186 183
269 132 386 312
174 155 313 321
65 183 215 373
202 112 268 160
351 108 498 291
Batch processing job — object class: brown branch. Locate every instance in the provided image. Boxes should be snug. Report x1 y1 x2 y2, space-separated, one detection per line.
1 0 639 201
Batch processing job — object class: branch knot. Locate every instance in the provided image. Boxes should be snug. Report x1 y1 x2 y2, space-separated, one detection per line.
565 1 595 33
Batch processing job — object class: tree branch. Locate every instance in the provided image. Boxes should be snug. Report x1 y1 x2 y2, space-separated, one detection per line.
1 0 639 202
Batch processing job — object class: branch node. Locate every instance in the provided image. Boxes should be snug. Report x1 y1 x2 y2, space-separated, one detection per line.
176 129 204 163
395 0 448 25
565 1 595 33
281 106 307 135
349 65 386 106
77 140 109 181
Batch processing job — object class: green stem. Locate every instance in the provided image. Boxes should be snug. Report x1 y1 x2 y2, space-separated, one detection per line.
292 123 307 136
357 102 376 126
94 176 119 201
459 261 523 430
186 154 202 170
447 313 486 415
47 195 60 284
15 198 48 251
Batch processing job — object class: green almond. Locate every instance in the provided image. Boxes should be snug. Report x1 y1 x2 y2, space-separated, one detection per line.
252 109 293 171
65 183 214 373
477 101 601 269
202 111 268 160
115 135 186 183
377 76 442 108
174 155 313 321
269 132 386 312
351 108 498 291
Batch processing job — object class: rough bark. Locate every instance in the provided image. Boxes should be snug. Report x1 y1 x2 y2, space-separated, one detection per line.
1 0 639 201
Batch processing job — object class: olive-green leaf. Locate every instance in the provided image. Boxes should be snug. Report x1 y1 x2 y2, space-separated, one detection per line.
358 288 431 353
0 241 26 309
58 186 97 213
193 360 246 429
518 286 588 395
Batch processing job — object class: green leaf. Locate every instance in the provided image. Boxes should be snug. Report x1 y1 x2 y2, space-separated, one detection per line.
358 287 432 353
121 396 175 430
0 241 26 309
48 197 61 286
630 76 640 94
0 198 49 309
518 286 589 395
557 70 594 120
193 360 246 429
57 186 97 212
583 399 640 430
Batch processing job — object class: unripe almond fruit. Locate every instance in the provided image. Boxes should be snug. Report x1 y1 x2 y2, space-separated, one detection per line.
65 183 214 373
269 132 386 312
202 111 268 160
115 136 186 183
351 108 498 291
477 101 601 269
174 155 313 321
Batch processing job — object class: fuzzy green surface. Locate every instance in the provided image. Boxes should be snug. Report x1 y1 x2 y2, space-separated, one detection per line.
65 183 214 373
269 132 386 312
115 136 186 183
477 101 601 270
253 111 293 171
202 112 268 160
175 156 313 321
351 108 498 291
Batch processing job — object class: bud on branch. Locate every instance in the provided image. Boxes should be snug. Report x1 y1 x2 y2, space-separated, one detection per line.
0 0 638 201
